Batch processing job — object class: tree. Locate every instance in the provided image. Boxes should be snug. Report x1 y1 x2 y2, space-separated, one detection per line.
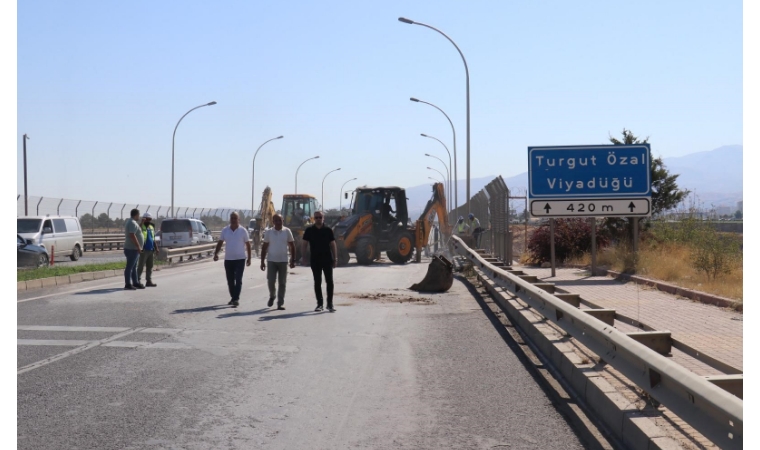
608 128 689 215
734 210 743 220
603 129 690 243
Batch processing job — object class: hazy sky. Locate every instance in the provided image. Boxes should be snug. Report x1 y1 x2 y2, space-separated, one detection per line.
15 0 743 212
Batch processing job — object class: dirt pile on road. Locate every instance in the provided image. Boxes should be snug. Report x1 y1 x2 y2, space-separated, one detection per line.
349 292 434 304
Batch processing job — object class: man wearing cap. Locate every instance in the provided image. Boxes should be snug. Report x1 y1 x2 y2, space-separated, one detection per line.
137 213 159 287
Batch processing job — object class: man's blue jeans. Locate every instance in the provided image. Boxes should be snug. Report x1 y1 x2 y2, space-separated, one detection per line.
224 259 246 301
124 249 140 286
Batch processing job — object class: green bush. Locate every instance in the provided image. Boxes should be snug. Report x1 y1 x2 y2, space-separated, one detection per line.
525 219 609 265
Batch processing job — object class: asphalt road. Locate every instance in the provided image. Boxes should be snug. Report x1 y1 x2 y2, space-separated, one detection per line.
18 256 588 449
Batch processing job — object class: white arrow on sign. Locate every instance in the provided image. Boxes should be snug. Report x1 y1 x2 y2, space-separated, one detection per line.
530 198 651 218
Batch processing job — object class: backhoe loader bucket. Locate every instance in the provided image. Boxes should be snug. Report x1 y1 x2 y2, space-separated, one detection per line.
410 255 453 292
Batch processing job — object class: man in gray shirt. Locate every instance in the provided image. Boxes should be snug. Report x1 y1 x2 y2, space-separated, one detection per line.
123 208 145 290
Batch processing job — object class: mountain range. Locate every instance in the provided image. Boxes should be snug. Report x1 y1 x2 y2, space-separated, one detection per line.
405 145 743 215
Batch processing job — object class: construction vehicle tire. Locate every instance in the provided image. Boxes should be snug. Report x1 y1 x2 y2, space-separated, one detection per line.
387 231 415 264
355 238 376 265
410 255 454 292
337 246 350 266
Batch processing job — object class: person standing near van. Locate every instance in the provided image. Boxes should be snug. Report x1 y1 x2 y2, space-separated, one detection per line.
213 211 252 307
137 213 158 287
260 214 295 310
124 208 144 290
301 211 338 312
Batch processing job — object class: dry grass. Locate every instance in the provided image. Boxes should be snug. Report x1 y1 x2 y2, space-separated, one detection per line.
566 242 743 301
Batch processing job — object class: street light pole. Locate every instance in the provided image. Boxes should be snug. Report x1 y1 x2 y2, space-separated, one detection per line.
400 18 470 214
321 168 341 210
295 156 319 194
427 167 446 187
412 99 456 211
339 177 357 211
22 134 30 216
425 153 450 210
252 135 284 215
171 101 217 217
421 133 453 212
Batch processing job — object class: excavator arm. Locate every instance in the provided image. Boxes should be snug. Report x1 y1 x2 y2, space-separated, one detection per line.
257 186 276 230
414 182 450 253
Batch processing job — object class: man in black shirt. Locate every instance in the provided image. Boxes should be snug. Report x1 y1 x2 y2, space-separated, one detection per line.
301 211 338 312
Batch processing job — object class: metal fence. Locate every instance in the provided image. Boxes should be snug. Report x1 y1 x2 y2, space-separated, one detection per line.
17 195 256 233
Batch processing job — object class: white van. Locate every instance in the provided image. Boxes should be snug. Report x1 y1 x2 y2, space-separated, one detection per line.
159 218 214 248
17 216 84 261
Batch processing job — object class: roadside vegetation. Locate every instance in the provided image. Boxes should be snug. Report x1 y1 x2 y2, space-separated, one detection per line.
17 259 167 282
522 218 743 301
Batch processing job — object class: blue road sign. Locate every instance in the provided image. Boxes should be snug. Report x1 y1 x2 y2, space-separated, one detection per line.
528 144 651 198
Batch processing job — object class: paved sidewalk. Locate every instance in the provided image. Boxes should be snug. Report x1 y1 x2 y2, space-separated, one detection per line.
515 266 743 374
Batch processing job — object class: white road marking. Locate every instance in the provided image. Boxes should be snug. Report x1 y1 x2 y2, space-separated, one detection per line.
17 327 146 375
17 264 217 304
18 339 92 346
139 328 183 334
17 325 131 332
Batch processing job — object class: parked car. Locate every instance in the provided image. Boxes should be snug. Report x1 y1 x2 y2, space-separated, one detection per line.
17 216 84 261
158 218 214 248
17 234 49 268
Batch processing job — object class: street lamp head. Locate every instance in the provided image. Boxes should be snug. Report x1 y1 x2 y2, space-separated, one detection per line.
398 17 414 24
425 153 431 157
427 167 433 170
207 101 217 106
421 133 428 137
314 155 320 159
277 135 284 139
410 97 420 102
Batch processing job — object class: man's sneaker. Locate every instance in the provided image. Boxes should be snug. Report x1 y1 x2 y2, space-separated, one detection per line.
134 283 146 289
231 300 239 307
146 281 157 287
124 284 136 290
267 298 275 307
314 305 323 312
327 306 336 312
228 299 235 305
277 306 286 310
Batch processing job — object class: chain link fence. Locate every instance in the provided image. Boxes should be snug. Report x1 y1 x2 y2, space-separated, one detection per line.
17 195 256 234
449 176 517 263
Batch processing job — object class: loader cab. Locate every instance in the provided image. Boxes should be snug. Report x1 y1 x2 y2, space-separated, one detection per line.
282 195 319 228
352 187 409 233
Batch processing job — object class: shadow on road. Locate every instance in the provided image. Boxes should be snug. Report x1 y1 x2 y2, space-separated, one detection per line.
74 288 126 295
216 307 271 319
257 310 323 321
172 305 232 314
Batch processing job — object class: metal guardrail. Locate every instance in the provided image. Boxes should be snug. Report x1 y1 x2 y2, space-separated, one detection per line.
158 243 217 263
451 235 743 449
83 232 221 252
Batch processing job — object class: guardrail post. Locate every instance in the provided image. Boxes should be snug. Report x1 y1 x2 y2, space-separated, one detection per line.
200 208 205 219
121 204 126 219
156 206 162 218
56 199 64 215
36 197 43 215
75 200 82 218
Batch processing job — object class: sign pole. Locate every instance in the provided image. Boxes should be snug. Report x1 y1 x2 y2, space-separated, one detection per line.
550 218 556 277
589 217 596 275
632 217 639 258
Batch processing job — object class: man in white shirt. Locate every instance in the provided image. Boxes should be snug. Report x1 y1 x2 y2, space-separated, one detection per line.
213 211 252 307
260 214 296 310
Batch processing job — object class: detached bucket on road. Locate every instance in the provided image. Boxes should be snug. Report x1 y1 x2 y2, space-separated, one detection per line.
410 255 453 292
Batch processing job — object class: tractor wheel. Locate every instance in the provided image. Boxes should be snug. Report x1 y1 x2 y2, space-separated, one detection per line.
387 231 415 264
337 246 351 266
355 238 376 265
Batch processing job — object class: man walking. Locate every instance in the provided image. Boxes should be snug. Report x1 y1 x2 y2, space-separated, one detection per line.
213 211 252 307
137 212 158 287
260 214 295 310
301 210 338 312
123 208 144 290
